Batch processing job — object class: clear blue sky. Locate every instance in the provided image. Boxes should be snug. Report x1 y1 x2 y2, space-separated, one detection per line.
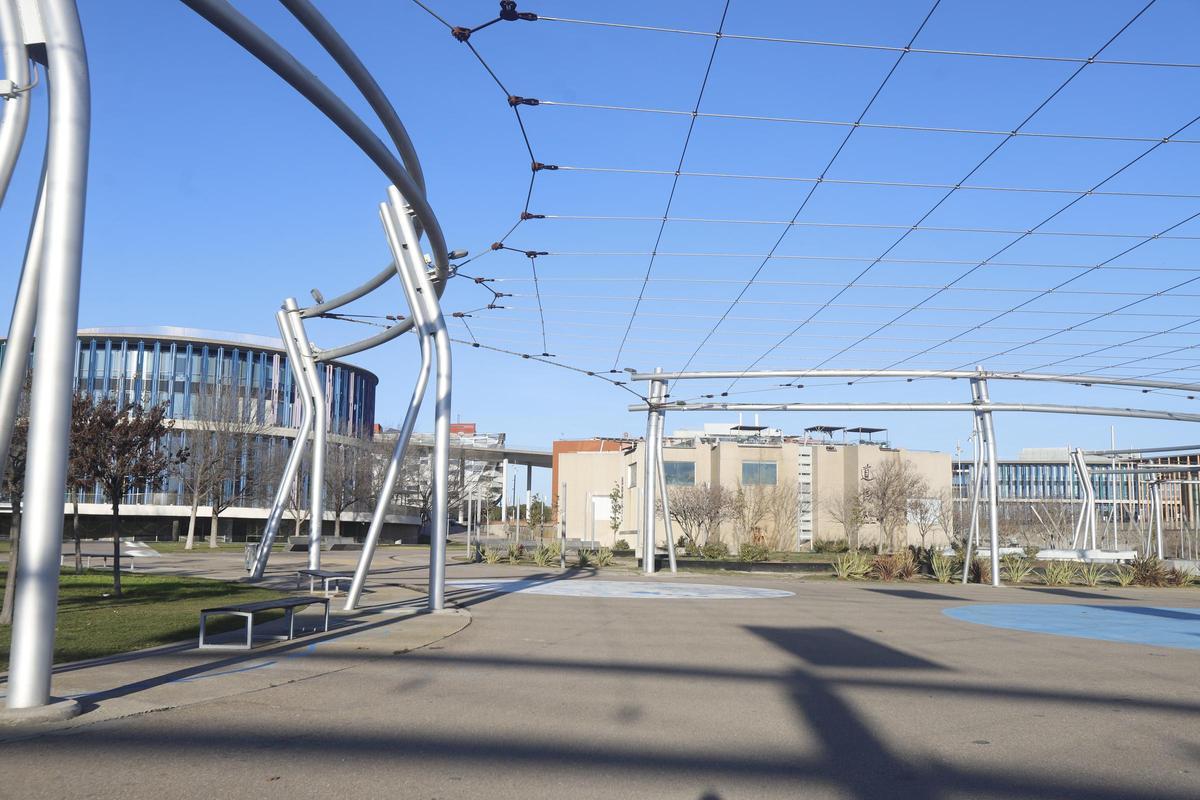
4 0 1200 484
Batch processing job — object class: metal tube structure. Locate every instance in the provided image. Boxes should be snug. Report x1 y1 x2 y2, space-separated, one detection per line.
285 300 325 569
632 368 1200 395
6 0 89 711
386 186 450 611
0 0 31 205
962 384 983 585
344 210 432 611
251 309 314 577
627 401 1200 424
1084 443 1200 456
641 369 664 575
501 458 508 527
976 379 1001 587
1152 482 1165 558
0 175 43 475
655 431 678 574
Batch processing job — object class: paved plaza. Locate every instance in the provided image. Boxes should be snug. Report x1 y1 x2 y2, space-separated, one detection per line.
1 551 1199 799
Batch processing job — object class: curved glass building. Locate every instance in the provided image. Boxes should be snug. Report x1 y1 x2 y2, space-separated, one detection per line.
0 326 379 538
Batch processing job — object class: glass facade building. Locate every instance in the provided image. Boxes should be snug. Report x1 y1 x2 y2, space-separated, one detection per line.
0 327 378 511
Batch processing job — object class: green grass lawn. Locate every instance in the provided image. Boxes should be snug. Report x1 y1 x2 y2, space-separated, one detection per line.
0 568 289 664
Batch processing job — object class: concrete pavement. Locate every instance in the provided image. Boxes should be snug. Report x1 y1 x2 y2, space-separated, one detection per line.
1 550 1198 799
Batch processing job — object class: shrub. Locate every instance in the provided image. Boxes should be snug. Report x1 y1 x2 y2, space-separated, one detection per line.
1001 554 1035 584
930 552 956 583
507 543 525 564
832 551 871 580
1166 566 1196 588
894 550 919 581
1078 562 1106 587
614 538 632 553
871 554 899 582
594 547 614 567
1023 545 1040 558
969 557 992 585
908 545 934 575
546 541 562 561
575 549 592 568
700 541 730 560
1042 560 1077 586
1112 564 1136 587
739 542 771 563
814 538 850 554
483 547 502 564
1131 555 1167 587
532 545 553 567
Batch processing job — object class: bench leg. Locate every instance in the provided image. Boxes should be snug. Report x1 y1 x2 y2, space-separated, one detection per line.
199 613 208 647
287 607 295 639
323 600 330 632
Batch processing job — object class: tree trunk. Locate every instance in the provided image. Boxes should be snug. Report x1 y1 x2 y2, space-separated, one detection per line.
209 505 220 548
185 493 198 550
110 503 123 597
294 513 301 539
334 512 342 540
1 504 21 626
72 498 82 574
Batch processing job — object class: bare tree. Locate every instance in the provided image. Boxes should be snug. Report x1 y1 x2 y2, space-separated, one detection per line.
862 458 929 553
178 388 269 549
666 483 732 549
908 495 941 549
67 392 93 573
731 482 772 547
73 397 185 596
765 480 802 551
608 480 623 539
324 440 377 539
823 490 866 550
935 488 958 546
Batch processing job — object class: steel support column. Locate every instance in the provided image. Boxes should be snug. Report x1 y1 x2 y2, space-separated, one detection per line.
654 387 677 574
976 377 1001 587
344 205 433 610
963 385 984 585
386 187 450 611
6 0 89 711
251 308 314 578
0 0 31 206
641 368 664 574
285 298 324 570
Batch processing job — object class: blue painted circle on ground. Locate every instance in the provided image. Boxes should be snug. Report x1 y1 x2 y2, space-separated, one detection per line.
944 604 1200 651
447 578 793 599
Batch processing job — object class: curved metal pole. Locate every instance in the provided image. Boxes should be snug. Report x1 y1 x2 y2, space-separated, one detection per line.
7 0 89 712
0 173 44 475
653 382 677 573
286 300 325 569
251 309 313 578
963 383 983 584
344 206 433 611
0 0 31 205
277 0 425 196
314 319 413 363
976 379 1001 587
176 0 449 284
301 261 397 319
387 186 450 611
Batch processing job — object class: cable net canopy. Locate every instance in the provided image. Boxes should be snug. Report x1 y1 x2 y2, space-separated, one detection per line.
428 0 1200 400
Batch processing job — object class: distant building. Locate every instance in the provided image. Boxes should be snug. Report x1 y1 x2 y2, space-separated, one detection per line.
555 422 952 553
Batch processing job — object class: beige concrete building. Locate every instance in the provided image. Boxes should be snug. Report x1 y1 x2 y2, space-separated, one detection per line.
555 423 952 554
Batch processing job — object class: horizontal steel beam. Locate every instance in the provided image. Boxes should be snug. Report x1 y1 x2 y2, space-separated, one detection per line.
629 369 1200 394
626 400 1200 424
1083 443 1200 456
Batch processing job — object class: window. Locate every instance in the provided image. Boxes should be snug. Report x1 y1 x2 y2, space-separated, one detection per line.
664 461 695 486
742 462 777 485
627 462 637 488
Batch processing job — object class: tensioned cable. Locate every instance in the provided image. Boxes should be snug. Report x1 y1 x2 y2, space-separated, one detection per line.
718 2 1166 389
536 100 1200 145
874 206 1200 378
554 164 1200 199
664 0 945 388
810 108 1200 378
538 215 1200 242
535 14 1200 69
449 336 646 399
495 256 1200 275
495 276 1200 299
407 0 551 352
609 0 731 369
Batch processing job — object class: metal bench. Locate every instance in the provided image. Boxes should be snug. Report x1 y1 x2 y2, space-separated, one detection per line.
198 596 330 650
297 568 353 594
